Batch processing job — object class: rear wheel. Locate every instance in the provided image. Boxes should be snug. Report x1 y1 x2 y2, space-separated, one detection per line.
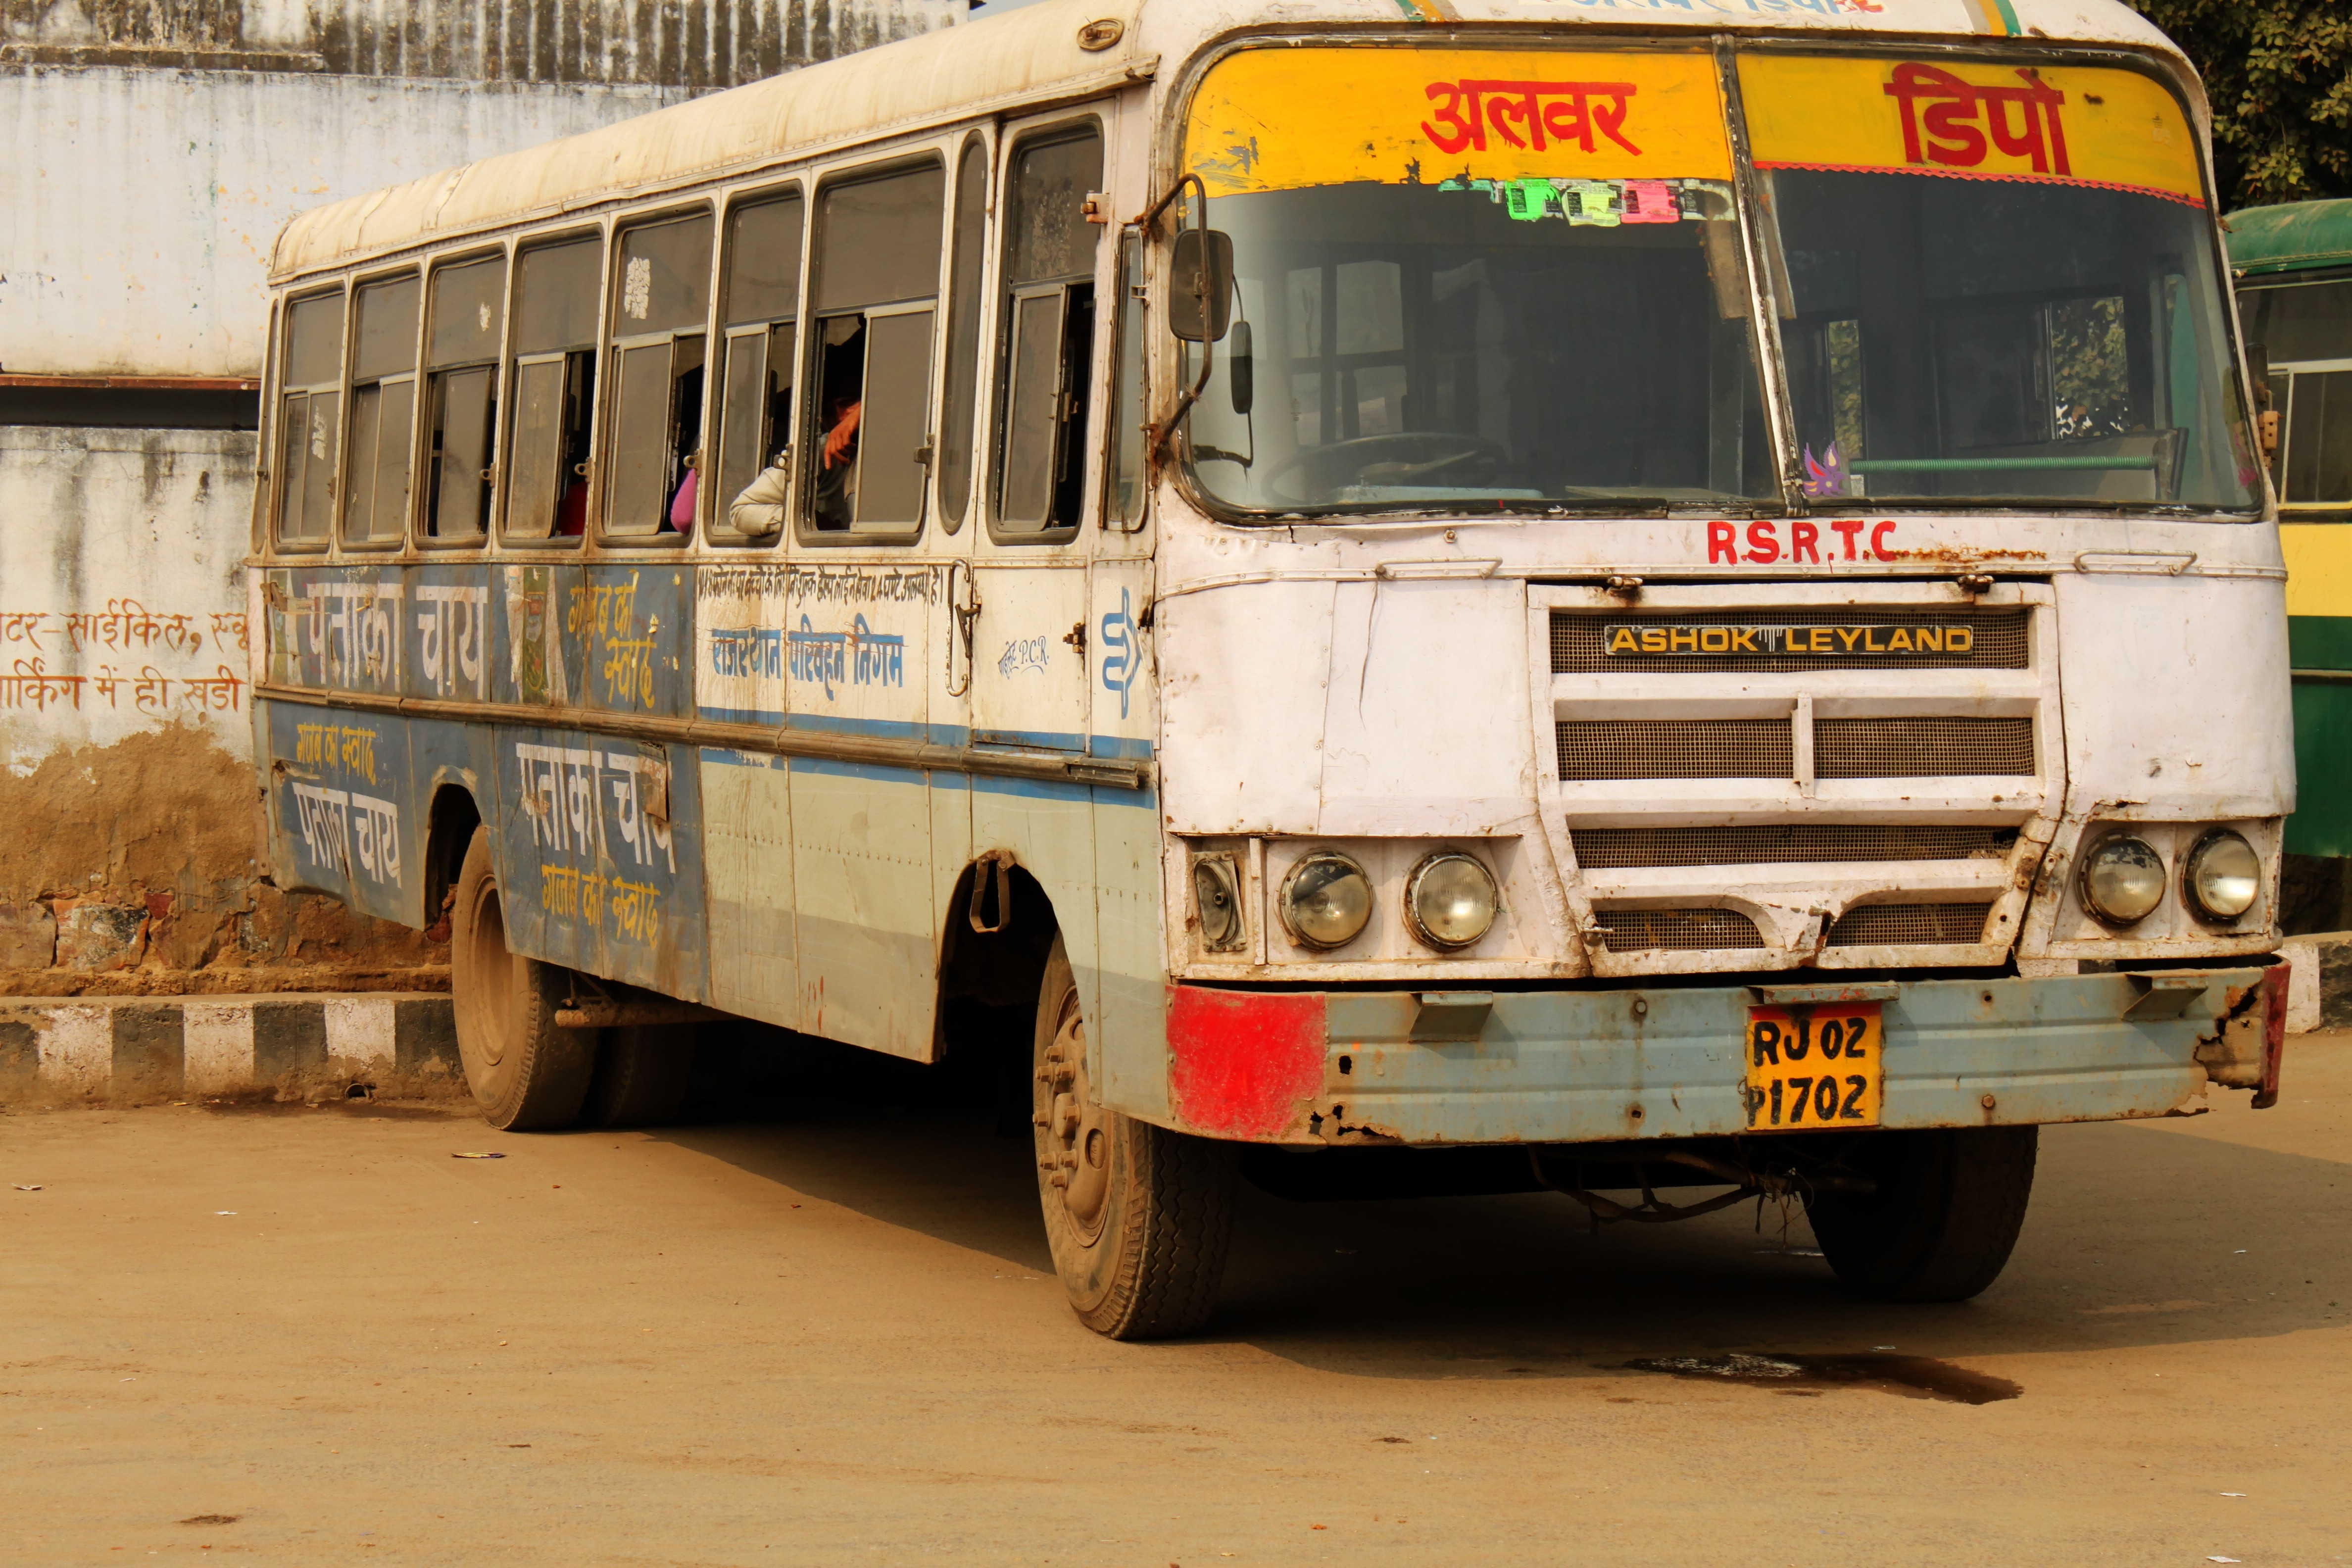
1032 935 1235 1339
449 826 597 1131
1806 1126 2038 1302
581 1025 697 1128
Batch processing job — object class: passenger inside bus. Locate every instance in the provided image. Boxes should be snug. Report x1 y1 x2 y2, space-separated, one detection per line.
810 316 866 530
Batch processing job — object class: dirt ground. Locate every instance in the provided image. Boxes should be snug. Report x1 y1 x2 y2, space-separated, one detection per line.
4 1035 2349 1568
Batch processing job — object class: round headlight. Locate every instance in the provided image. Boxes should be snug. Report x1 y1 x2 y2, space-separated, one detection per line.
2184 830 2260 921
1405 852 1499 950
1278 851 1373 949
2080 834 2166 926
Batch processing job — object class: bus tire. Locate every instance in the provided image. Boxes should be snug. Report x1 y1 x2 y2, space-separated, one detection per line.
1806 1126 2038 1303
450 826 597 1132
581 1025 697 1128
1032 934 1236 1339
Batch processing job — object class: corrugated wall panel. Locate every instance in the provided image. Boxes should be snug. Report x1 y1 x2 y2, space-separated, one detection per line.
0 0 963 90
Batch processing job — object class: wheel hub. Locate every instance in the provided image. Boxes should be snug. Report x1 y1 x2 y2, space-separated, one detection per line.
1036 990 1111 1239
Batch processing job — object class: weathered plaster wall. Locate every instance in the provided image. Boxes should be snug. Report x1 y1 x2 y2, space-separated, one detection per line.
0 426 444 986
0 67 688 377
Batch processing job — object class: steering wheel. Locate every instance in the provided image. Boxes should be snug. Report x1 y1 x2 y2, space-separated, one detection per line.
1261 432 1510 506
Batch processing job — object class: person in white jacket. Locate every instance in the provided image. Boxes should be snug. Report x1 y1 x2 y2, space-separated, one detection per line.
728 458 789 537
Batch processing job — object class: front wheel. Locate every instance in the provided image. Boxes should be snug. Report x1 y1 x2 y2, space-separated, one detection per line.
449 826 597 1131
1806 1126 2038 1303
1032 935 1236 1339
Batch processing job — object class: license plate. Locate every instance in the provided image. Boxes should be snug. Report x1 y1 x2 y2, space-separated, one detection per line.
1743 1002 1884 1130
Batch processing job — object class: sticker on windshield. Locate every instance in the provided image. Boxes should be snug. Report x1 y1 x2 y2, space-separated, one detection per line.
1186 48 1734 198
1736 55 2205 206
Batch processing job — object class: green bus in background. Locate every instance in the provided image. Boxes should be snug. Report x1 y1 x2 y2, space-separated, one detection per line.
2233 199 2352 932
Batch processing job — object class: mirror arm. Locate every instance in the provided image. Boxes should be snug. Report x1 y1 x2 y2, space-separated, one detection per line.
1148 172 1214 464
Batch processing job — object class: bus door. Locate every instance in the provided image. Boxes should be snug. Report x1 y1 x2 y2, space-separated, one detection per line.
967 122 1106 754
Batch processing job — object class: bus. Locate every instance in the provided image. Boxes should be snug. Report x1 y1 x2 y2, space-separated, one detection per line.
2230 200 2352 927
252 0 2292 1338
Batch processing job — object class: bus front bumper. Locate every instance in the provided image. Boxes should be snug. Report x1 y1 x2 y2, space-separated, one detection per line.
1158 966 2287 1147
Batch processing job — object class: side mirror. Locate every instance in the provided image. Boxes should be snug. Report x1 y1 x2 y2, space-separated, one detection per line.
1228 319 1254 415
1168 228 1234 343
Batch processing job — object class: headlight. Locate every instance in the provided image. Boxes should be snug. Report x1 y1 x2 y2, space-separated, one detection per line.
2080 834 2166 926
1404 852 1499 950
1278 851 1374 949
2184 831 2260 921
1191 854 1244 950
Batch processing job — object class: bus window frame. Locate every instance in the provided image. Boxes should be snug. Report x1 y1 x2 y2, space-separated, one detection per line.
597 201 717 549
796 150 951 549
1102 228 1150 533
340 264 426 553
937 130 996 537
252 295 281 559
2239 268 2352 518
986 113 1107 546
273 282 349 554
708 180 808 550
418 244 512 553
500 226 609 549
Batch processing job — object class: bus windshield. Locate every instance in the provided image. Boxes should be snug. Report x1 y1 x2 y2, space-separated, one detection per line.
1178 45 2260 518
1740 52 2256 513
1183 179 1777 513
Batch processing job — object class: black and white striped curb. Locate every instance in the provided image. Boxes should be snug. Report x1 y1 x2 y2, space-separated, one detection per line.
0 994 460 1101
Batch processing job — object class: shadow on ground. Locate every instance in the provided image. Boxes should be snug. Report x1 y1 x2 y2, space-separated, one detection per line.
617 1023 2352 1382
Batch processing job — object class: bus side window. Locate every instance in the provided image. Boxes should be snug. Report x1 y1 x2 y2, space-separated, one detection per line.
343 275 419 546
995 128 1103 535
276 290 345 546
423 257 505 541
506 236 602 541
806 162 946 536
712 190 803 546
605 213 713 541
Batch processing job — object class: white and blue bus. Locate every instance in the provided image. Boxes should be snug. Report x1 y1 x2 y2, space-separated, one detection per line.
254 0 2291 1337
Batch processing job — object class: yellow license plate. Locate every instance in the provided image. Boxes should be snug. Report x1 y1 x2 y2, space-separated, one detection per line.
1744 1003 1884 1130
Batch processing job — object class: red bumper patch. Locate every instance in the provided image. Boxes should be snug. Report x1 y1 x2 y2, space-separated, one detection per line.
1167 986 1328 1139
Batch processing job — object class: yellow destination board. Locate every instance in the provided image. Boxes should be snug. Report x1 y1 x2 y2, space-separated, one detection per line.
1186 47 1734 197
1737 54 2206 206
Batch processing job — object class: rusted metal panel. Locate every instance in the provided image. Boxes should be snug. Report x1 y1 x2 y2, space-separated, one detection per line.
1140 970 2278 1147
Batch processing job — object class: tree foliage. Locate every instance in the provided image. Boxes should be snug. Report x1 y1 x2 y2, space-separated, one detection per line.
2130 0 2351 209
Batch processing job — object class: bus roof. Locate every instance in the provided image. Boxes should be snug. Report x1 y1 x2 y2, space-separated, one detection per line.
270 0 2193 284
2227 199 2352 280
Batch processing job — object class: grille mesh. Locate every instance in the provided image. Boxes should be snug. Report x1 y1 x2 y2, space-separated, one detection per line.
1572 824 2019 869
1553 608 2029 673
1591 908 1767 951
1827 903 1996 946
1557 720 1792 781
1814 717 2035 778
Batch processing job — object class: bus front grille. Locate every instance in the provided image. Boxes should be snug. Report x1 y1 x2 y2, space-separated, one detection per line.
1826 903 1996 946
1814 718 2035 778
1557 720 1792 780
1590 908 1767 951
1572 824 2018 868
